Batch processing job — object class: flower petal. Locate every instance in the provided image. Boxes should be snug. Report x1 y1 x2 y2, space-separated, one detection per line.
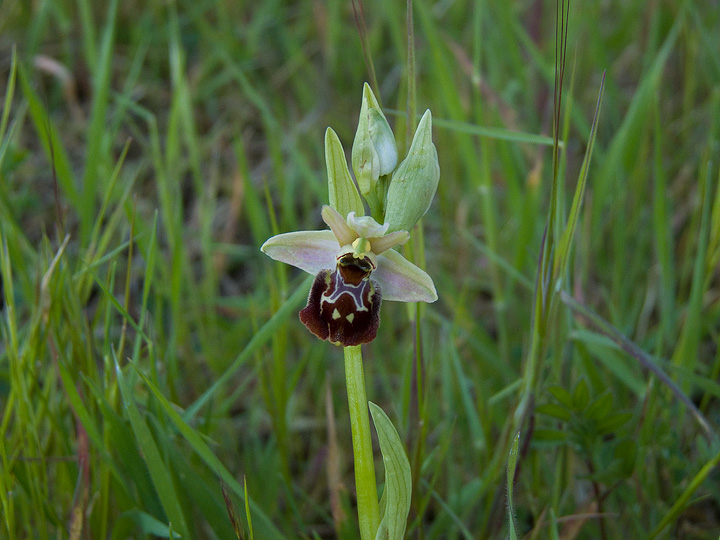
374 249 437 303
347 212 388 238
321 205 356 246
260 230 337 275
369 230 409 254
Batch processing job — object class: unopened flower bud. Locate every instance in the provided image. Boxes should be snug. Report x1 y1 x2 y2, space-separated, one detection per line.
352 83 397 216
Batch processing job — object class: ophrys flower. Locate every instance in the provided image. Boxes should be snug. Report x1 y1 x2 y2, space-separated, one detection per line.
261 206 437 346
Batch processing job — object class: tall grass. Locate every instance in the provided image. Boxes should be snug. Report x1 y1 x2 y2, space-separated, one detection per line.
0 1 719 539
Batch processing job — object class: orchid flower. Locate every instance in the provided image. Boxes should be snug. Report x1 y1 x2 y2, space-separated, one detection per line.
261 83 439 540
261 205 437 346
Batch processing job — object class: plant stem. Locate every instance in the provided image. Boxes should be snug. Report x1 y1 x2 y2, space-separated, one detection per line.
344 345 380 540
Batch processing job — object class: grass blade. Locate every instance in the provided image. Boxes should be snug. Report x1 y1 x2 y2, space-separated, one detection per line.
0 46 17 140
114 353 190 538
555 71 606 278
183 275 311 420
386 111 556 146
507 431 520 540
132 365 287 540
670 164 714 392
560 290 715 439
18 62 78 207
80 0 118 242
648 447 720 539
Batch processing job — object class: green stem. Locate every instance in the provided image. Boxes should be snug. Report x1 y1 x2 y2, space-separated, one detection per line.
344 345 380 540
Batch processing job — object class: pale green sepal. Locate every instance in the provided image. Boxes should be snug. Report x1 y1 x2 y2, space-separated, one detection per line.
384 110 440 233
374 248 437 303
326 127 364 218
261 230 337 276
369 402 411 540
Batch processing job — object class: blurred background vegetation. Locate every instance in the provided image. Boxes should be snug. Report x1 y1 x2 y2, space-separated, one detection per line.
0 0 719 539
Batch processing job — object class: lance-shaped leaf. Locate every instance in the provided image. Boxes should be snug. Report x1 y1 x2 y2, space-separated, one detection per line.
369 402 411 540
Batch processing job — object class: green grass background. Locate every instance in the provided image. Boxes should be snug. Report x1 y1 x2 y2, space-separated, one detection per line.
1 0 719 538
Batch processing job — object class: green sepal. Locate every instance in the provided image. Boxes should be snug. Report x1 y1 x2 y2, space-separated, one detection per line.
326 127 364 218
369 402 411 540
384 110 440 233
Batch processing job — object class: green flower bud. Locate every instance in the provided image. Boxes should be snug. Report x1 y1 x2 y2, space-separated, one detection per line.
352 83 397 217
384 110 439 233
326 127 364 218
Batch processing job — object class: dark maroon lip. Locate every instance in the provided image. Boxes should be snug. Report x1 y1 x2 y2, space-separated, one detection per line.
299 260 382 347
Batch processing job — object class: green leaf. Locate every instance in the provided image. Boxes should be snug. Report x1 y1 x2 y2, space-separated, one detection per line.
561 291 714 438
547 386 573 409
572 379 590 411
569 329 646 396
368 402 411 540
597 412 633 435
244 476 255 540
535 403 571 422
613 439 638 478
585 392 614 422
326 127 364 218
